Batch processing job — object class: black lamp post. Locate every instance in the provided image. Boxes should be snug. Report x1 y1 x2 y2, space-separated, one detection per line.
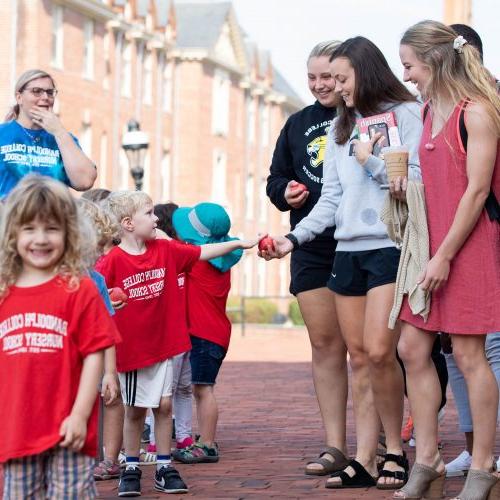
122 119 149 191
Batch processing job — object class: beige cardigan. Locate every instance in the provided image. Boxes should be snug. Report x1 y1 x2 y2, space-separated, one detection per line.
380 182 431 329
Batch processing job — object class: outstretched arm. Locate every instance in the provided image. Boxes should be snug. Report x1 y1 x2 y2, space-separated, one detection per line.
199 238 259 261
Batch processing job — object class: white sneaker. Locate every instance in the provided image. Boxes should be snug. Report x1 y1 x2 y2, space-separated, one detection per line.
445 450 472 477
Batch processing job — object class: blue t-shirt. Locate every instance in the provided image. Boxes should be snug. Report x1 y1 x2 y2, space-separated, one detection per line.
0 120 79 198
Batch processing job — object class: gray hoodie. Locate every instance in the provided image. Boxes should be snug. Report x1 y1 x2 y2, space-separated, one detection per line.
291 101 423 252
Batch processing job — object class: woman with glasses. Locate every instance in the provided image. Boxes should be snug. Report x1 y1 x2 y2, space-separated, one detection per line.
0 69 96 198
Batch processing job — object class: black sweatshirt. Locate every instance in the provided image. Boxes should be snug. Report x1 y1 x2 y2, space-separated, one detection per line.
267 101 337 250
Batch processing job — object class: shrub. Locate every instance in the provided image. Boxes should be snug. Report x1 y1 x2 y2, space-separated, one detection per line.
288 300 304 326
226 297 278 324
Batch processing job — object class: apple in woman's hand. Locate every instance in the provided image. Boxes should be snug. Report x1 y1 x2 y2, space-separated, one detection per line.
109 287 128 303
258 235 276 252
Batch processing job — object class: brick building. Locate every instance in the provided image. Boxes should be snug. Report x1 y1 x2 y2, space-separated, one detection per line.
0 0 303 299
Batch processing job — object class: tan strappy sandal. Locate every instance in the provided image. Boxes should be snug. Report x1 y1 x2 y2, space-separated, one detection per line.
452 468 500 500
393 456 445 499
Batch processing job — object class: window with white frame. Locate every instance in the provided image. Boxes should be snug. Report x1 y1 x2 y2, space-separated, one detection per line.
260 101 270 147
143 50 153 105
244 255 253 296
118 149 128 189
245 173 254 220
121 40 132 97
80 123 92 158
280 260 287 297
257 257 266 296
143 151 151 194
83 19 94 79
98 132 108 188
51 5 64 68
211 150 227 204
247 95 255 144
259 178 267 223
211 69 230 136
160 152 171 201
103 31 111 90
162 59 173 113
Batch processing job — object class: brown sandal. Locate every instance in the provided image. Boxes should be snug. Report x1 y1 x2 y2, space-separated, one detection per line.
452 469 500 500
305 447 350 476
393 456 445 499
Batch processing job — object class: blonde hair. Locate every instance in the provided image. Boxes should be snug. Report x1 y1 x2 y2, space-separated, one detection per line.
77 198 120 258
103 190 152 227
0 175 88 300
5 69 56 122
401 20 500 135
308 40 342 61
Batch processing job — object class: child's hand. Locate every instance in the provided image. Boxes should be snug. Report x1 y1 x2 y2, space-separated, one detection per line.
59 413 88 451
108 289 127 310
101 372 119 405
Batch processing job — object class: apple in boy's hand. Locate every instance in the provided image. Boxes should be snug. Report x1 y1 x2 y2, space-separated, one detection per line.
295 182 307 193
258 235 276 252
109 287 128 304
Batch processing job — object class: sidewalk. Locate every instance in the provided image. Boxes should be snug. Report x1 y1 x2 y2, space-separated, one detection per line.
96 325 474 499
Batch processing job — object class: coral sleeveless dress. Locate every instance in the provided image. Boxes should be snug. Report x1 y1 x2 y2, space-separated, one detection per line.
399 102 500 334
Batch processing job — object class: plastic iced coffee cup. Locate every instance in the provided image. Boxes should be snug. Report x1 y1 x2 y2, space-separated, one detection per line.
382 146 409 182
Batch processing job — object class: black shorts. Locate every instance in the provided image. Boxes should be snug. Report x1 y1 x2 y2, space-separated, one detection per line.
327 247 401 296
290 245 336 295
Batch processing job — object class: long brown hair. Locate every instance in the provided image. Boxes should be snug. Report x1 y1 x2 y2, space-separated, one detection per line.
401 20 500 135
0 176 89 300
331 37 416 145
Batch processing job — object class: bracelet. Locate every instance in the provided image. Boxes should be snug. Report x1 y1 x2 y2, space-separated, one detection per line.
284 233 300 250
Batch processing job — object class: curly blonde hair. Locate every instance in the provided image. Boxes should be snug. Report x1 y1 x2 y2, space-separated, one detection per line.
77 198 120 257
401 20 500 135
0 175 89 300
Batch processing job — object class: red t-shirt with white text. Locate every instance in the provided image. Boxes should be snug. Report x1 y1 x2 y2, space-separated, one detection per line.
96 239 200 372
0 276 117 463
186 261 232 350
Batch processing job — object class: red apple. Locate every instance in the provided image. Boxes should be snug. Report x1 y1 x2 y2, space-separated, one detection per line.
258 235 276 252
109 287 128 303
296 182 308 193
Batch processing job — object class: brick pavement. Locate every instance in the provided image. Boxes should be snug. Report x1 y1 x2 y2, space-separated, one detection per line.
95 326 488 499
1 326 495 498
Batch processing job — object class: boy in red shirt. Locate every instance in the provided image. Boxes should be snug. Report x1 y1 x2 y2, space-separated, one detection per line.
172 203 243 464
96 191 257 496
0 176 118 498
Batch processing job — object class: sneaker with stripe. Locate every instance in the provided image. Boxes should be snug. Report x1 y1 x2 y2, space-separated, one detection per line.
154 466 188 494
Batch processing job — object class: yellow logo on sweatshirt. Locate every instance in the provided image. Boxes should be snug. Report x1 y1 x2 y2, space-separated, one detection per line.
306 135 327 168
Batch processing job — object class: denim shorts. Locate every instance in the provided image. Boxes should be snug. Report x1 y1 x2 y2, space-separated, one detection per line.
190 336 227 385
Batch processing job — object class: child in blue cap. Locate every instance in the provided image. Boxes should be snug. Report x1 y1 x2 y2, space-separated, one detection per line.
172 202 243 463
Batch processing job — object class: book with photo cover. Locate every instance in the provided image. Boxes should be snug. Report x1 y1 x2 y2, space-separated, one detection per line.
356 111 402 158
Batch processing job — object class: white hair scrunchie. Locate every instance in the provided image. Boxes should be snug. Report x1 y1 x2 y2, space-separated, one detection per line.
453 35 468 53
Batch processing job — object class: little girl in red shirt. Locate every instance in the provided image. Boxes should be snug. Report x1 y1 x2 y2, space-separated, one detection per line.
0 175 118 498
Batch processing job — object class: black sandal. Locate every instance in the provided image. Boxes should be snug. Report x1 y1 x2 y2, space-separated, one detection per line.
325 459 377 489
376 452 409 490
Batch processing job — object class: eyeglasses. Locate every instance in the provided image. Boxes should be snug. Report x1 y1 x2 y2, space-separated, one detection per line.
23 87 58 98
